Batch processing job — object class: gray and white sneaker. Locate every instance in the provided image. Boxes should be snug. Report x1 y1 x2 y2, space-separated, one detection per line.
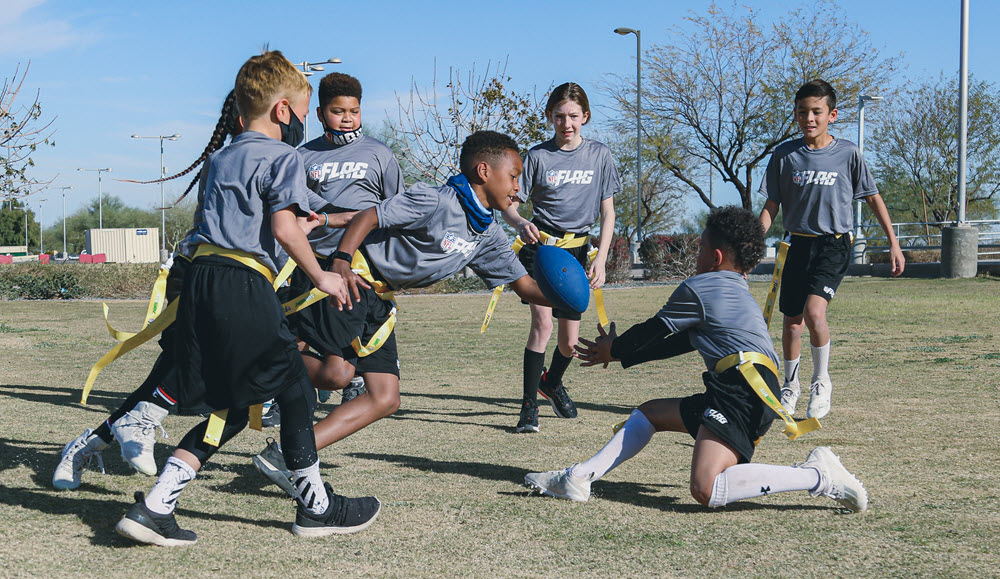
799 446 868 512
780 379 801 415
53 428 109 490
252 437 296 498
806 378 832 419
341 376 366 404
112 401 169 476
524 464 594 502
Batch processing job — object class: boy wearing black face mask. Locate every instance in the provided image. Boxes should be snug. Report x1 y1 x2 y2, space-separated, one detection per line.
115 51 382 547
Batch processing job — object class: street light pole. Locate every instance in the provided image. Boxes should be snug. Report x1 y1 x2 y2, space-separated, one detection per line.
292 58 342 141
38 198 47 254
854 95 882 264
615 27 642 249
77 167 112 228
56 186 73 258
131 134 181 260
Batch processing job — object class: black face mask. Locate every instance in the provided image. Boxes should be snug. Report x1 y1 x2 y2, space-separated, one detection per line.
280 108 304 147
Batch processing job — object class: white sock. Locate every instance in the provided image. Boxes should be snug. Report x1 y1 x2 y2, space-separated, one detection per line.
784 357 800 384
145 456 196 515
572 409 656 481
707 463 821 508
811 342 831 382
292 460 329 515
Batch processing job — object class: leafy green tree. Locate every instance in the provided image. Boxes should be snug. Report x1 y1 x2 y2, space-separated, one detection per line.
868 74 1000 241
607 0 897 210
0 199 38 248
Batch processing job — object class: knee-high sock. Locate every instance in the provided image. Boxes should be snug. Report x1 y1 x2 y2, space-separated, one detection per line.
571 409 656 481
546 347 573 384
144 456 196 515
707 463 820 508
811 342 831 382
522 349 545 403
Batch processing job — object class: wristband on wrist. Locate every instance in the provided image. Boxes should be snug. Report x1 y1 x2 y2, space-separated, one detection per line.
322 212 329 227
332 250 353 263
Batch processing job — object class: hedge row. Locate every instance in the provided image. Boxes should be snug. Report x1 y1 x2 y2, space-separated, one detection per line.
0 263 159 300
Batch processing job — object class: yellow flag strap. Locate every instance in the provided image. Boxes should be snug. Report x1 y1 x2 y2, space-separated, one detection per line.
143 266 169 329
194 244 276 284
714 351 821 441
763 241 790 329
480 232 608 332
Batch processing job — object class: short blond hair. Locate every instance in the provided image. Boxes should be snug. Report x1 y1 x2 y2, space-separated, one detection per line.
234 50 312 121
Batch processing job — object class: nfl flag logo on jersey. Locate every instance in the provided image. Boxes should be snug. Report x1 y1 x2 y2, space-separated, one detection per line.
792 171 804 185
308 164 323 181
545 170 558 186
442 232 456 251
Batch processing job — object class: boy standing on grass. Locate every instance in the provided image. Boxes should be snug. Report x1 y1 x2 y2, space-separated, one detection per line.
115 51 380 547
525 206 868 513
759 79 904 420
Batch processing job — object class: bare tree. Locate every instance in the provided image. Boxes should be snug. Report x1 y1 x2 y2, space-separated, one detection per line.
387 58 549 184
2 61 55 201
606 0 897 210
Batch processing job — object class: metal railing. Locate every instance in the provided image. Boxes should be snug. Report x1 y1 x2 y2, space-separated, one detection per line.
857 219 1000 260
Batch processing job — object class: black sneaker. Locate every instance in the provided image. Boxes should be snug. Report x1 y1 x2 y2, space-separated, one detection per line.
515 400 540 433
292 483 381 537
115 491 197 547
252 437 296 498
537 369 578 419
340 376 366 404
261 401 280 428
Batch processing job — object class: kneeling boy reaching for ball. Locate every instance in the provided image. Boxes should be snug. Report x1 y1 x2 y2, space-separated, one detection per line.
524 206 868 512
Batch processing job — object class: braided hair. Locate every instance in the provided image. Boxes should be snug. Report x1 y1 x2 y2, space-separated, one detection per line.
121 90 241 206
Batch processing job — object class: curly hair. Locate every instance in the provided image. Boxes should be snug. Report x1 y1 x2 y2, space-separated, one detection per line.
319 72 363 108
704 205 766 273
459 130 519 178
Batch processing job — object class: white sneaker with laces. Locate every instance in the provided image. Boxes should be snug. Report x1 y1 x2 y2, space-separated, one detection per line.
112 401 169 476
807 378 832 419
53 429 109 490
799 446 868 512
779 379 801 415
524 464 593 502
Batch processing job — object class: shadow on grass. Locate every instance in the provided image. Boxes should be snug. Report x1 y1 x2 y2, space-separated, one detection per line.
0 383 124 415
349 452 830 514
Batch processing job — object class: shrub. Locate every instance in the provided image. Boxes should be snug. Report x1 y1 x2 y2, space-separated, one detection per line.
0 264 87 299
0 262 159 300
605 235 633 283
638 233 700 281
868 248 941 264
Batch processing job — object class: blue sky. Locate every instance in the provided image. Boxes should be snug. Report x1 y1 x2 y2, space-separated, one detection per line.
2 0 998 228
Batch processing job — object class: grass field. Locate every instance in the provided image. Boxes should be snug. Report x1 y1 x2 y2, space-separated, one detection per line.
1 277 998 577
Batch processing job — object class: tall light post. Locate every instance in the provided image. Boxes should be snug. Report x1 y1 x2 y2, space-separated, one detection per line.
77 167 112 228
855 95 882 263
615 27 642 253
37 198 47 254
53 186 73 258
292 58 342 141
131 133 181 260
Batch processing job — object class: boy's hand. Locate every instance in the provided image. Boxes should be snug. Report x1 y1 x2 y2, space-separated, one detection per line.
518 221 540 244
299 211 324 235
331 256 371 309
588 261 606 289
889 244 906 277
313 271 349 308
575 322 619 368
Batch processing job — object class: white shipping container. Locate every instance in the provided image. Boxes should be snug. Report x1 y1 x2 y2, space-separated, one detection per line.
85 228 160 263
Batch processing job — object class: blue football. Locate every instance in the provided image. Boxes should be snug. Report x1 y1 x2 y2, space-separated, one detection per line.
534 245 590 314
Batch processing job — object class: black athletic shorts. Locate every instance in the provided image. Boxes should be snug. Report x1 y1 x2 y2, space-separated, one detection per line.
517 219 591 321
678 363 780 463
165 255 310 416
779 233 851 318
286 256 399 377
156 254 190 356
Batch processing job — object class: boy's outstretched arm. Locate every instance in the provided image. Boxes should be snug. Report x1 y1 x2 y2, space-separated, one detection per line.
759 199 780 233
576 318 695 368
865 193 905 277
509 275 553 308
500 201 540 244
272 207 348 307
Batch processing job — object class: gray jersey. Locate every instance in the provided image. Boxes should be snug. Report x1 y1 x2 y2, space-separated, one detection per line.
364 182 527 290
518 138 620 233
760 137 877 235
656 271 779 371
300 134 405 255
187 131 310 275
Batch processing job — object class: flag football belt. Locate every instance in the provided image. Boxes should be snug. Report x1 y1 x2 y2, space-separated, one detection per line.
480 231 610 332
279 249 397 358
763 240 790 329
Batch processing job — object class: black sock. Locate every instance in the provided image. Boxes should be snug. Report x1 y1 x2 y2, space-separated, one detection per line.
547 348 573 385
522 349 545 404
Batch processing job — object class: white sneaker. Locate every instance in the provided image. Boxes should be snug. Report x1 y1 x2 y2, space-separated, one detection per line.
807 378 832 419
52 429 109 490
112 401 169 476
524 465 593 502
799 446 868 512
779 379 801 415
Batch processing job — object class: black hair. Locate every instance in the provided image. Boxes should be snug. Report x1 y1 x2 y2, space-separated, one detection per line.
795 79 837 111
704 205 766 273
318 73 363 108
121 90 240 207
459 130 519 178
